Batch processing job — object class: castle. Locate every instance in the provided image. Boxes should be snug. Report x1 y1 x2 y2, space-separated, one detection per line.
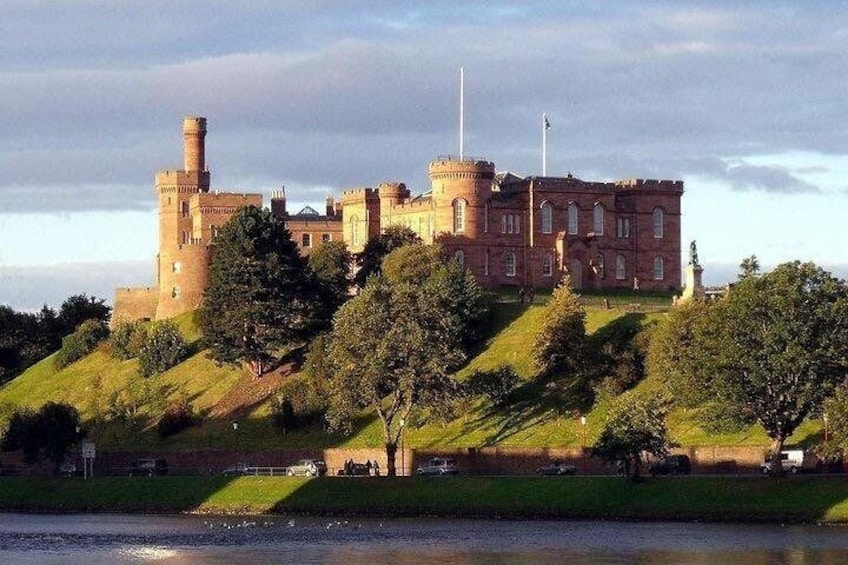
112 116 683 325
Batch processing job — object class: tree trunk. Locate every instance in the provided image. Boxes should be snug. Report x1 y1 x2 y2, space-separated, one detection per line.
385 441 398 477
769 437 785 477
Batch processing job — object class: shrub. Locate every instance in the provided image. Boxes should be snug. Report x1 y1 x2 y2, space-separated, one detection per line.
270 376 327 433
138 321 187 377
54 318 110 369
157 398 197 438
110 321 147 360
466 364 520 407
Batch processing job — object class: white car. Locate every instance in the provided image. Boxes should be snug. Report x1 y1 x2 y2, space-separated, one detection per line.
761 449 817 474
285 459 327 477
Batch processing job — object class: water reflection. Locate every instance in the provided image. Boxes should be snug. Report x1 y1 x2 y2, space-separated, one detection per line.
1 513 847 564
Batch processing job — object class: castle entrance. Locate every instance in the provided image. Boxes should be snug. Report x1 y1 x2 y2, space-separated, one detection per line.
570 259 583 289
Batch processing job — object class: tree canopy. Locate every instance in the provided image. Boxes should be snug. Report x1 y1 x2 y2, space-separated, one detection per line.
307 239 353 329
2 402 85 475
353 224 421 288
325 244 489 475
532 276 587 378
198 206 317 376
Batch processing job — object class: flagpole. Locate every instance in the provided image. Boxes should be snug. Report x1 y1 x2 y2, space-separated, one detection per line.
542 112 547 176
460 67 465 161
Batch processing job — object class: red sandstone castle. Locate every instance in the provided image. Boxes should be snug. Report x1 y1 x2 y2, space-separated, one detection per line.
113 117 683 324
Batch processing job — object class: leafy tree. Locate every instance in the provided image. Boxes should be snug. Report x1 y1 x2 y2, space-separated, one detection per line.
738 255 761 280
109 321 148 360
683 262 848 464
199 206 317 376
592 392 671 478
54 318 110 369
326 245 486 475
353 224 421 287
532 276 587 378
1 402 85 475
137 321 187 377
58 294 111 335
823 383 848 451
307 240 353 329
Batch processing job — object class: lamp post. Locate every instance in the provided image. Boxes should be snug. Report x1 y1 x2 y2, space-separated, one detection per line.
399 418 406 477
232 422 239 466
580 415 587 475
824 413 829 444
824 413 830 475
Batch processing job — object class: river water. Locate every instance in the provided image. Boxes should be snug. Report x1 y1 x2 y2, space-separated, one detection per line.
1 513 847 564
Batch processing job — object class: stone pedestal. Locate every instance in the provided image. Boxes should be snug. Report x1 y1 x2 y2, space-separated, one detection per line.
681 263 705 301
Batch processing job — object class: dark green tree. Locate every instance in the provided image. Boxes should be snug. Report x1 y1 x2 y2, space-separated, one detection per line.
353 224 421 287
1 402 85 475
137 321 188 377
199 206 316 376
54 318 110 370
307 239 353 329
326 245 487 476
58 294 111 335
592 392 671 478
738 255 761 280
681 262 848 463
532 276 587 377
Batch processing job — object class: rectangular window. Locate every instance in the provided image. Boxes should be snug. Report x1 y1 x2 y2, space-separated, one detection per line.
514 214 520 234
302 233 312 248
505 253 516 277
484 250 490 276
616 218 630 238
322 234 331 243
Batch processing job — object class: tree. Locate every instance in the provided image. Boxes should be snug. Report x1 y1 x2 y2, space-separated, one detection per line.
592 392 671 478
58 294 111 336
110 321 148 360
137 321 188 377
307 240 353 329
326 245 487 475
1 402 85 475
684 262 848 465
532 276 587 378
198 206 317 376
54 318 110 370
738 255 761 280
353 224 421 287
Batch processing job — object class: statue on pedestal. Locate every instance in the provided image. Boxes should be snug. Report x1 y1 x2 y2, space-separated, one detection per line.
689 240 699 267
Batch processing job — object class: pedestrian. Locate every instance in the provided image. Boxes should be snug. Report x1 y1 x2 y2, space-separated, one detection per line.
633 277 640 291
518 287 525 304
527 286 535 304
373 461 380 476
365 459 373 476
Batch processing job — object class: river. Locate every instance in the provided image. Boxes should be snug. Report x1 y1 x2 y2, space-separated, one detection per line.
1 513 847 564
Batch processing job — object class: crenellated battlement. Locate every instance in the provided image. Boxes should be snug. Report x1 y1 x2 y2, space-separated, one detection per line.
428 157 496 181
340 187 380 203
614 178 684 191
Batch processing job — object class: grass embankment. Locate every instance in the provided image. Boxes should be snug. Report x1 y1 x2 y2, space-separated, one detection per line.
1 476 848 523
0 294 826 452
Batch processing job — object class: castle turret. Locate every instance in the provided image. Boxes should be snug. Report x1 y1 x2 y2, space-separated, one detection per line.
377 182 410 229
183 116 207 172
271 188 287 220
429 157 495 238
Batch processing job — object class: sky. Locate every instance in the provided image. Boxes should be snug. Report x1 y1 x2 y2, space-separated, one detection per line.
1 1 847 310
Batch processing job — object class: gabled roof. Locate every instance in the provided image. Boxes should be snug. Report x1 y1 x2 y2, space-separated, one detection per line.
294 205 320 217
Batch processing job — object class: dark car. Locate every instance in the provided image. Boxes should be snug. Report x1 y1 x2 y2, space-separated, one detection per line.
649 455 691 476
128 458 169 476
536 461 577 476
221 462 256 476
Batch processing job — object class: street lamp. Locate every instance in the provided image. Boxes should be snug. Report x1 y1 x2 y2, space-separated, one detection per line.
580 415 587 474
232 422 240 465
824 413 829 444
399 418 406 477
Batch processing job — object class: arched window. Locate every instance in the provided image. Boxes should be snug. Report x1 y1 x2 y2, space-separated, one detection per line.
171 286 181 299
455 250 465 268
540 201 553 234
484 249 490 276
453 199 466 233
594 254 605 280
484 203 489 233
505 252 516 277
653 256 665 280
350 215 360 246
172 261 182 274
615 254 626 280
181 201 189 218
567 203 578 235
182 231 189 245
593 203 605 235
653 208 664 239
542 253 553 277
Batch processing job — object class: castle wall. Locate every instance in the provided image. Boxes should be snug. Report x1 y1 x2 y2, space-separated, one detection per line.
285 217 344 256
341 188 380 253
155 243 211 320
111 287 158 328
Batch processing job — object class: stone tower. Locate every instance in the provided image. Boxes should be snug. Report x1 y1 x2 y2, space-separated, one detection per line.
429 157 495 238
154 116 212 320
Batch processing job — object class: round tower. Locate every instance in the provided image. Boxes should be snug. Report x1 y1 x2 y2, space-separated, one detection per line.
429 158 495 238
377 182 410 229
183 116 207 172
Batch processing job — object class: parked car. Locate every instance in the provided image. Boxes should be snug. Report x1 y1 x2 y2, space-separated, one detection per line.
128 458 168 476
761 449 817 474
649 455 692 476
536 461 577 476
285 459 327 477
59 461 78 477
416 457 459 476
221 462 257 476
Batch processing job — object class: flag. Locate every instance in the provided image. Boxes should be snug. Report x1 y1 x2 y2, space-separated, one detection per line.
544 115 551 130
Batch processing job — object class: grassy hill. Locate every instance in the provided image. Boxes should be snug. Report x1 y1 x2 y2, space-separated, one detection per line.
0 293 825 453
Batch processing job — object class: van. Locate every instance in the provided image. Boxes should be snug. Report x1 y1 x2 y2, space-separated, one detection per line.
760 449 817 474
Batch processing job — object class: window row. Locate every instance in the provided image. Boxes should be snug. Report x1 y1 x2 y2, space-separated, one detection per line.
538 202 666 239
300 233 333 248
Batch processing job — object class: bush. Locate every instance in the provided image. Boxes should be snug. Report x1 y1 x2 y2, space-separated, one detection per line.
271 376 327 433
138 321 187 377
466 364 520 407
157 398 197 438
110 321 147 360
54 318 110 369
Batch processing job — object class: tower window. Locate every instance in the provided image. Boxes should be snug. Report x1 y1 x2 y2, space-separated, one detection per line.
653 208 664 239
567 202 578 235
181 201 189 218
172 261 182 274
453 199 466 233
541 202 553 234
351 215 360 246
593 203 605 235
322 233 331 243
171 286 181 298
616 254 626 280
654 256 665 280
616 217 630 238
542 254 553 277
